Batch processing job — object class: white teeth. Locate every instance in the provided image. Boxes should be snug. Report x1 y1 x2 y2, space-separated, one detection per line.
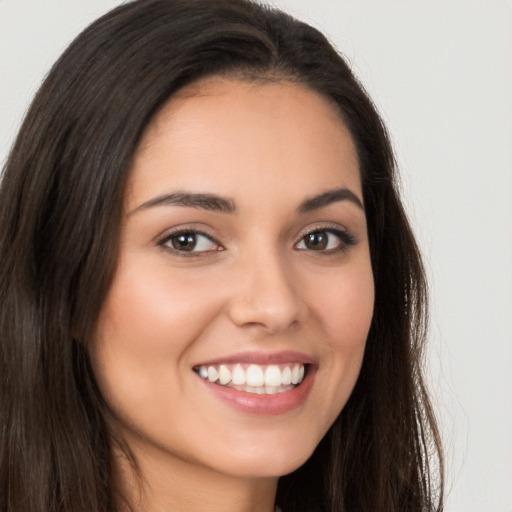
282 366 293 385
196 362 306 393
218 365 231 385
232 384 295 394
291 364 300 385
207 366 218 383
232 364 246 385
246 364 265 387
264 365 282 387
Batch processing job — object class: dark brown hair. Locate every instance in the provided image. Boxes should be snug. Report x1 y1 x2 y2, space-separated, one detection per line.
0 1 443 510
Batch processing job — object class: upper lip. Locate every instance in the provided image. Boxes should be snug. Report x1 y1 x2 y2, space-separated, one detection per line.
193 350 316 367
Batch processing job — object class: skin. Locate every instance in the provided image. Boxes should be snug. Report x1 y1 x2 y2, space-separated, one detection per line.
90 78 375 512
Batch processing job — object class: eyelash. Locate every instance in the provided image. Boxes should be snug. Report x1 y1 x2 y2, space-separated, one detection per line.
157 225 357 256
295 225 357 254
158 229 223 257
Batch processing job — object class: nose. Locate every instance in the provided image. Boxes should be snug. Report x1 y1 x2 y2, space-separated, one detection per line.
227 248 304 333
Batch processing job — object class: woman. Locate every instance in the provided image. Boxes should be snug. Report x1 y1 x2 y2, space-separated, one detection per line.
0 0 443 511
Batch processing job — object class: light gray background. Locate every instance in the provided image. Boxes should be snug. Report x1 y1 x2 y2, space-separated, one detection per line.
1 1 511 511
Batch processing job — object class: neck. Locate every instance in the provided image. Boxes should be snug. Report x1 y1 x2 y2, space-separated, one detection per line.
113 440 278 512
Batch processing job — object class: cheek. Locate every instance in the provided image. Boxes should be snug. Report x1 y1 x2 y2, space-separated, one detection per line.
302 259 374 419
309 262 375 348
329 270 373 380
88 256 225 418
94 257 223 361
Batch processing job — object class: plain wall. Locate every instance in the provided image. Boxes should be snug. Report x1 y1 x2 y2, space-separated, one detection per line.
1 1 511 511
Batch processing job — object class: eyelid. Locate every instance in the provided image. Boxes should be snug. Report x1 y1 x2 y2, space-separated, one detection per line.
156 227 224 254
294 223 357 252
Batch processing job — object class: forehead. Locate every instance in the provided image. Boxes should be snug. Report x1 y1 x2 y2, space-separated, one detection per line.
126 78 361 210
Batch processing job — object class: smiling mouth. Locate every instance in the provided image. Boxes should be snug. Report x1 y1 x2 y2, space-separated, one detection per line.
194 363 306 395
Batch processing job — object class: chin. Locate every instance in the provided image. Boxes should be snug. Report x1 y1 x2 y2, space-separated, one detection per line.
204 433 321 479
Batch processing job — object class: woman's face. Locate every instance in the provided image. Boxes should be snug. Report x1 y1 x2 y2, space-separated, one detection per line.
91 78 374 481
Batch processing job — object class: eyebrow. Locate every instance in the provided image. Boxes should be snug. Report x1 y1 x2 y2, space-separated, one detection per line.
128 191 236 215
298 187 364 213
128 186 363 216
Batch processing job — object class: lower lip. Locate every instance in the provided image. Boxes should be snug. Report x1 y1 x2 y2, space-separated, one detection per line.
198 367 315 415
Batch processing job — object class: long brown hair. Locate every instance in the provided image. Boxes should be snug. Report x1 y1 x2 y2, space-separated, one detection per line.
0 1 443 510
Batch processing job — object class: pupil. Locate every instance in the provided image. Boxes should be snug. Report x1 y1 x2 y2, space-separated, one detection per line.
172 233 196 251
307 232 327 250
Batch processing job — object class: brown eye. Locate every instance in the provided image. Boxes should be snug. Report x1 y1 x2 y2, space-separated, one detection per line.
295 228 356 253
171 232 197 251
304 232 328 250
161 231 220 253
